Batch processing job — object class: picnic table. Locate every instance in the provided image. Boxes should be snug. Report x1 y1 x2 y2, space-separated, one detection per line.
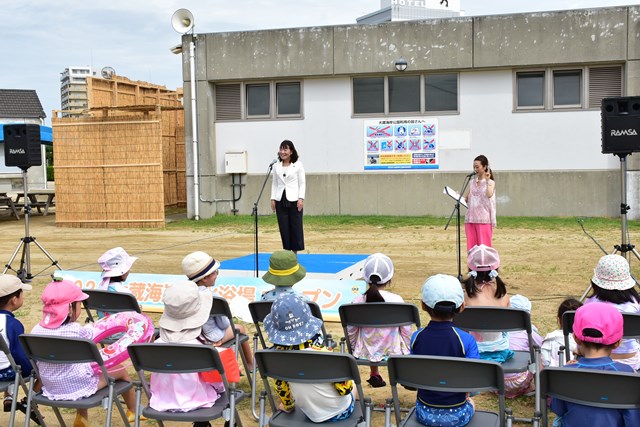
14 189 56 216
0 193 20 220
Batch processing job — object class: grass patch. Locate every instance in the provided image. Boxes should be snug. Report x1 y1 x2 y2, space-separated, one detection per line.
167 214 632 232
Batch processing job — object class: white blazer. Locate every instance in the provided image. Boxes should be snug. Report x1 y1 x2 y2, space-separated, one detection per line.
271 160 306 202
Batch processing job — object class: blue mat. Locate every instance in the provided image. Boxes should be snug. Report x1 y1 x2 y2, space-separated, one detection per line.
220 253 367 273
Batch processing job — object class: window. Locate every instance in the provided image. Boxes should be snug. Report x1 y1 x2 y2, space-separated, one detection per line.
389 76 420 113
353 73 458 116
516 71 544 108
276 82 301 116
553 70 581 107
515 66 622 111
425 74 458 112
215 81 302 121
247 84 270 117
353 77 384 114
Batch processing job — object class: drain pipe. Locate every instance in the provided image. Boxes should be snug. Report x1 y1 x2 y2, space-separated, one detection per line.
188 36 200 220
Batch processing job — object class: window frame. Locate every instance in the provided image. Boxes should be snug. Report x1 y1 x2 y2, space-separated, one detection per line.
352 72 459 118
514 65 623 112
214 80 303 122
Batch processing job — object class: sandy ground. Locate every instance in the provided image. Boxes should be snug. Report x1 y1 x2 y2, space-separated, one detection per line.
0 210 636 426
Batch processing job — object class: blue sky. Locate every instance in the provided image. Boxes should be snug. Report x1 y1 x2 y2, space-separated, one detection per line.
1 0 637 125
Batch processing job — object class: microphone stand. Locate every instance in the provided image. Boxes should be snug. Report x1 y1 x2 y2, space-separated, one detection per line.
253 162 275 277
444 174 473 281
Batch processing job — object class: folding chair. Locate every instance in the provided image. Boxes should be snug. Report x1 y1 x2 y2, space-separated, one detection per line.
247 300 330 420
82 289 142 323
539 367 640 427
18 334 133 427
453 307 541 424
255 349 371 427
385 355 512 427
338 302 420 368
127 343 245 427
562 310 640 364
211 296 252 384
0 335 45 427
82 289 154 345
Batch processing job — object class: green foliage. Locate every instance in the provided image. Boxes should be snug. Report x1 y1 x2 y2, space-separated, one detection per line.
46 165 54 181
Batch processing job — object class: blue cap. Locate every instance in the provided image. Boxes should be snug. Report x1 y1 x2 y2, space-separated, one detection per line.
264 294 323 345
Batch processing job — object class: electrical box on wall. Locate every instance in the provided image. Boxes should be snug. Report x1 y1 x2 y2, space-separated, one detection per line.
225 151 247 174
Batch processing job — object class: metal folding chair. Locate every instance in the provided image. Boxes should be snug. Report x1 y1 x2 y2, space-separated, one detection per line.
562 310 640 364
210 296 253 384
540 367 640 426
0 334 45 427
19 334 133 427
255 349 371 427
385 355 512 427
453 307 541 424
127 342 245 427
338 302 420 367
81 289 155 345
247 300 330 420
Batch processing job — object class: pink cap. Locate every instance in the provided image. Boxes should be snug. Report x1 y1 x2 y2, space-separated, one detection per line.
467 244 500 272
39 280 89 329
573 302 623 345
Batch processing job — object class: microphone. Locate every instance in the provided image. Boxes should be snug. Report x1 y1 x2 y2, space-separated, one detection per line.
466 172 476 177
269 158 278 167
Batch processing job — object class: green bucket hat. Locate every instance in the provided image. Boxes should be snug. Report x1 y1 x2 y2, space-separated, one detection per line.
262 250 307 287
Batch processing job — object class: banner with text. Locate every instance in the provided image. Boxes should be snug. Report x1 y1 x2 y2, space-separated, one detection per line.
55 271 365 322
364 118 439 170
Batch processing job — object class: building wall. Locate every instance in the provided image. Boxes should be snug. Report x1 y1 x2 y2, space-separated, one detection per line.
181 6 640 219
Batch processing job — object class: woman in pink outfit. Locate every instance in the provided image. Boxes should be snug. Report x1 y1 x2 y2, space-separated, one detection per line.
464 154 496 250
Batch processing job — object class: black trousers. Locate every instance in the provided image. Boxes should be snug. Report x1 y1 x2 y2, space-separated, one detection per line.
275 198 304 252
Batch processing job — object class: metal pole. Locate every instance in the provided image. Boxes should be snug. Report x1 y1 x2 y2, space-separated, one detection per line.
619 155 629 261
189 36 200 220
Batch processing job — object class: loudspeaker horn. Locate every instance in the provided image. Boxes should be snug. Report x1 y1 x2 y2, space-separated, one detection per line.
171 9 194 34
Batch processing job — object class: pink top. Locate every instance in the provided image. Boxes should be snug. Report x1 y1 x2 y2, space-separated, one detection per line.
31 322 100 401
149 337 224 412
465 178 496 227
346 291 412 363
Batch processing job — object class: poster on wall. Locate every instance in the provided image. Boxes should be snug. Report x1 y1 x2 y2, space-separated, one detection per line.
364 118 439 170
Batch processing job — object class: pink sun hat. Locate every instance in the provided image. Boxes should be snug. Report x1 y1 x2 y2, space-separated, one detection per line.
39 280 89 329
467 244 500 272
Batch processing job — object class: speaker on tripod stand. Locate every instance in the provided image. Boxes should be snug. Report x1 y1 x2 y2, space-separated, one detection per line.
580 98 640 300
2 124 62 282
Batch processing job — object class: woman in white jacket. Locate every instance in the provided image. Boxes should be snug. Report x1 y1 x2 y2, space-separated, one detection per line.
271 140 306 253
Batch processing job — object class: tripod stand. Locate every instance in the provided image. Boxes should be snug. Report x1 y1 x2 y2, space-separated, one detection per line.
579 153 640 300
2 168 62 282
444 174 473 281
252 161 275 277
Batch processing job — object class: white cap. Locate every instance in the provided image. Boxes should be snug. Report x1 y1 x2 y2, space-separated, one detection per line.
362 253 394 284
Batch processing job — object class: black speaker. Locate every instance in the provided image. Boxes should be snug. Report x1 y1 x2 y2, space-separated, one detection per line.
601 97 640 155
3 124 42 169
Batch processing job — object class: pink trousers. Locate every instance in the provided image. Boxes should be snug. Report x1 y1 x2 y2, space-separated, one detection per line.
465 223 493 250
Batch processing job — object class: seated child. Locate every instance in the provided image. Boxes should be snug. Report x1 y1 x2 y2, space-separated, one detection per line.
182 251 254 371
550 302 640 426
151 281 224 427
411 274 479 427
584 254 640 370
97 247 137 293
463 245 514 364
264 294 356 423
0 275 35 417
541 298 582 368
347 253 411 388
30 280 139 427
260 250 308 301
505 294 543 398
